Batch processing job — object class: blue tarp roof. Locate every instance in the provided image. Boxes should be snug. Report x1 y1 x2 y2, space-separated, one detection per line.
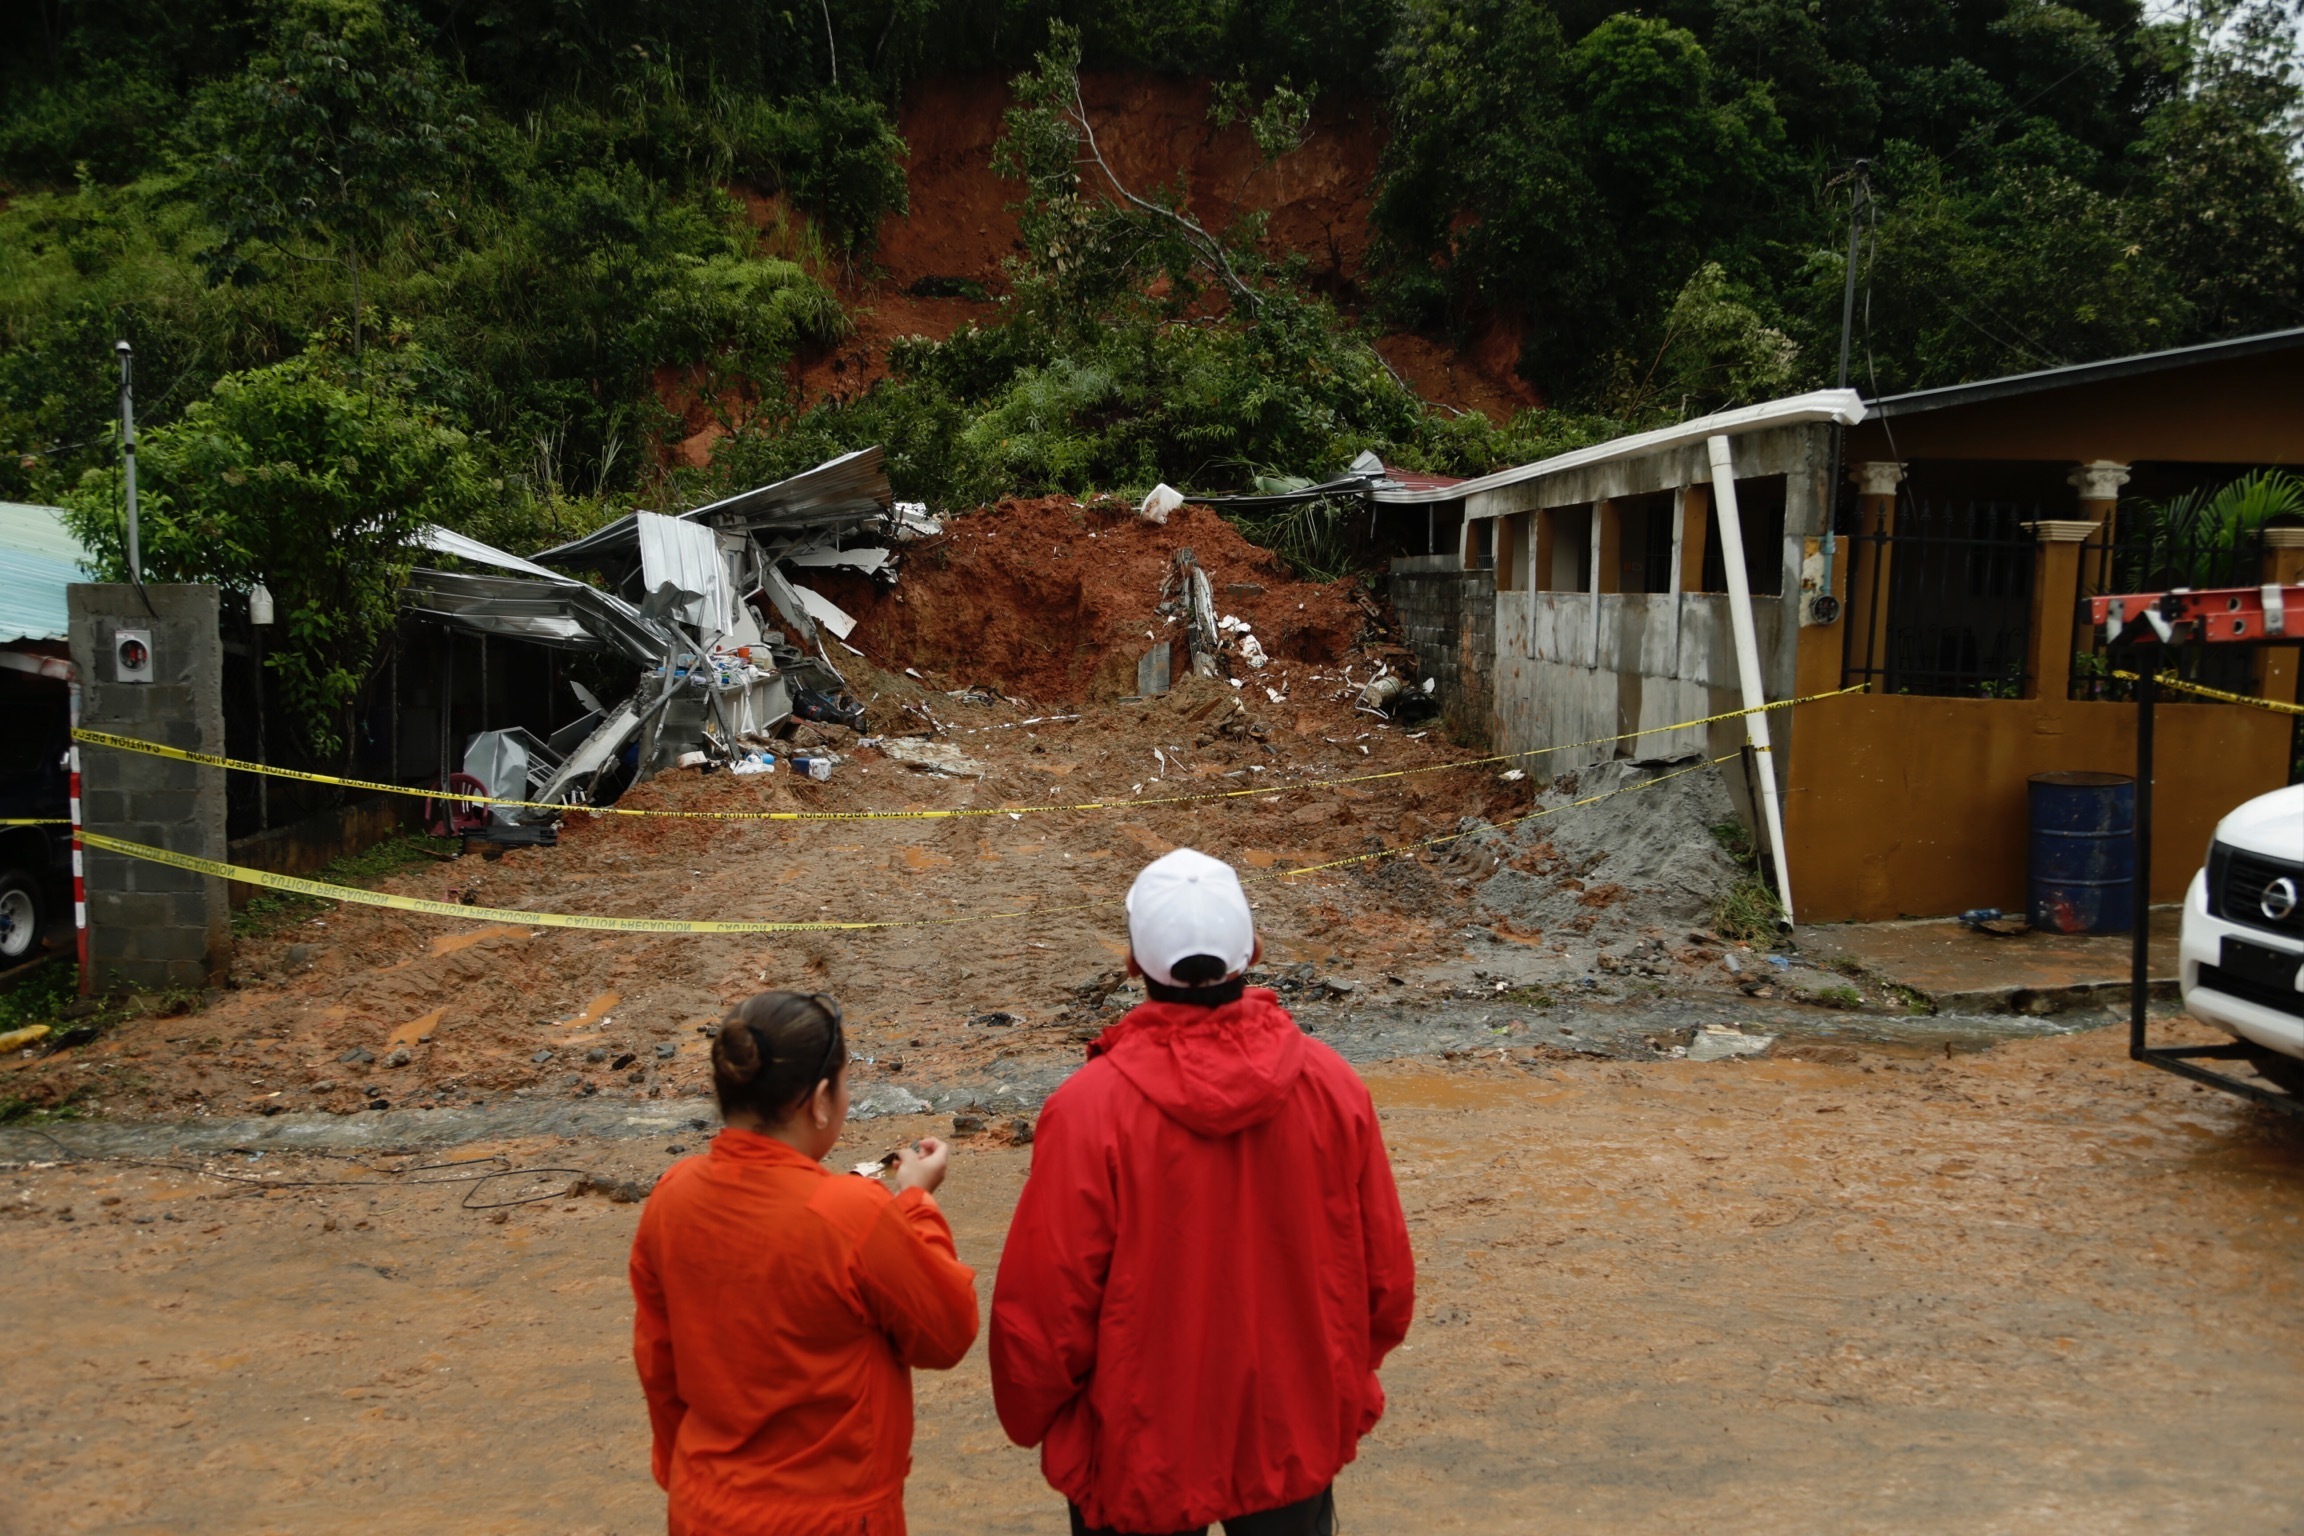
0 502 91 644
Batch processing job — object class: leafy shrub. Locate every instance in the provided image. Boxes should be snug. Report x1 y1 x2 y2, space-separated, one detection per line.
62 346 494 760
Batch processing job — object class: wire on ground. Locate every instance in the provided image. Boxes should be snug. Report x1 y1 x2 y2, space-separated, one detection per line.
0 1127 596 1209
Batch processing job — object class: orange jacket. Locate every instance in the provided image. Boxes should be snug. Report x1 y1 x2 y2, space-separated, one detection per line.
630 1130 980 1536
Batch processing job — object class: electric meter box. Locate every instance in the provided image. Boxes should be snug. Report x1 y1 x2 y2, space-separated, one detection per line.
114 627 154 684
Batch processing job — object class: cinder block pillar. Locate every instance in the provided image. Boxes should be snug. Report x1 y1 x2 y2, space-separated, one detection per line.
1842 462 1903 684
67 584 228 991
2260 528 2304 703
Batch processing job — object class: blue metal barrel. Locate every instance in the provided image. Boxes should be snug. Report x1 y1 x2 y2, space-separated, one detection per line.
2028 772 2135 934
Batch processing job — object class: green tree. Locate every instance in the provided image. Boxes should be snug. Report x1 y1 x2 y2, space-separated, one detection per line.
63 347 493 760
1374 3 1789 400
190 0 478 359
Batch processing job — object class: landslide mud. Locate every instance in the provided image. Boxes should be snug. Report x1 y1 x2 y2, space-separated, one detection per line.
7 1024 2302 1533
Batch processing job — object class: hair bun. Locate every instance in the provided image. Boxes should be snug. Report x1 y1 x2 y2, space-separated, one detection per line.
713 1017 763 1088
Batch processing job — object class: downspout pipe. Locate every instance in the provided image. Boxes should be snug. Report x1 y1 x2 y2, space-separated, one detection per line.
1705 434 1796 927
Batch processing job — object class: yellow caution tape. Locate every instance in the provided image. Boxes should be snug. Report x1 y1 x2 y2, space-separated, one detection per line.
74 831 1075 934
0 819 69 826
2108 670 2304 716
70 683 1866 826
78 755 1750 935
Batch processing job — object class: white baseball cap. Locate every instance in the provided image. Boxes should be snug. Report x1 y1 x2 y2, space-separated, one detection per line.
1125 848 1256 988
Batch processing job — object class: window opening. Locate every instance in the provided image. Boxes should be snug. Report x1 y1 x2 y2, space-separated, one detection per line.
1614 493 1675 594
1698 475 1786 596
1543 506 1593 592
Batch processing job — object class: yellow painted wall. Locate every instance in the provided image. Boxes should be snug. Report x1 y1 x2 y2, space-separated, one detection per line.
1783 690 2292 922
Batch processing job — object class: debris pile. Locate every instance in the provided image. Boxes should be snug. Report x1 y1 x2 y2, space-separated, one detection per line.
1472 758 1748 936
402 449 922 831
794 496 1376 707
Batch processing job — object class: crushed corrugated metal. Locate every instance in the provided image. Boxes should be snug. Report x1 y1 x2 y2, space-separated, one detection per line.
400 448 912 827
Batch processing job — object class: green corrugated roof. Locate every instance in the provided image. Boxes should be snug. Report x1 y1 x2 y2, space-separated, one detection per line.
0 502 92 644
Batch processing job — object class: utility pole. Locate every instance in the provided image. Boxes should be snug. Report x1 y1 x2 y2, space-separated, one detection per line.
1834 160 1870 395
116 339 140 580
1824 161 1871 541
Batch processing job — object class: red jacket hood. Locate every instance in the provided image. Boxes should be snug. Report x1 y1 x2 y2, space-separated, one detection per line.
1088 989 1306 1137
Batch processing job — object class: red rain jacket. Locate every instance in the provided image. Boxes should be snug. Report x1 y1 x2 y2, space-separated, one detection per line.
990 989 1415 1533
630 1129 979 1536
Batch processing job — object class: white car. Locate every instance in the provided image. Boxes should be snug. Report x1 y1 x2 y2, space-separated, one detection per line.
2182 783 2304 1094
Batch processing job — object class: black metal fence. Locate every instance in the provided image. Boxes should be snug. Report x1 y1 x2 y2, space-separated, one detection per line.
2071 509 2264 700
1844 498 2038 697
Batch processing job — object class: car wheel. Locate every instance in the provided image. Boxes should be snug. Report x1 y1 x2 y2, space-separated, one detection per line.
2248 1048 2304 1098
0 869 44 962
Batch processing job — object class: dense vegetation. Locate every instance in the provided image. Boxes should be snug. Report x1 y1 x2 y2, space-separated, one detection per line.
6 0 2300 748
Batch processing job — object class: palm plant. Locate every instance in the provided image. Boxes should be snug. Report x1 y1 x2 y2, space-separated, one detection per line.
2121 469 2304 591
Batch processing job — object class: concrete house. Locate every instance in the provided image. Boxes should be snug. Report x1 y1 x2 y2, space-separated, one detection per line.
1385 329 2304 924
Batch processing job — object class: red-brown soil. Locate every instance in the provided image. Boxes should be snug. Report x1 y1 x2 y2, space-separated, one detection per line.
0 511 1504 1123
1377 317 1544 421
807 495 1373 704
878 72 1386 298
725 71 1533 430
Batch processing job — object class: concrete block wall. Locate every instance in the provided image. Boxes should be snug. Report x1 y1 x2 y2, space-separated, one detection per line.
1389 556 1496 749
67 584 228 990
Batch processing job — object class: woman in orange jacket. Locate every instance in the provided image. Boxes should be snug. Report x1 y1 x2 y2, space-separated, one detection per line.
630 991 979 1536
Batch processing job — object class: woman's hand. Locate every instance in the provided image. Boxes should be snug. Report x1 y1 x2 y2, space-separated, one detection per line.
892 1137 950 1195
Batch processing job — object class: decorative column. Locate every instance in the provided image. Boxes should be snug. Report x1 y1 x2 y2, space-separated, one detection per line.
2064 461 2129 699
1842 462 1903 685
2067 461 2131 526
2025 519 2098 700
2259 528 2304 703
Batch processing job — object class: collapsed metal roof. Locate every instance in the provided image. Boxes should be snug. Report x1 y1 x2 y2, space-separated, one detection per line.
397 567 679 664
676 445 893 533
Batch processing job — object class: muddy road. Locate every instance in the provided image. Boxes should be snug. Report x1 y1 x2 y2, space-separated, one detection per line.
7 1019 2303 1535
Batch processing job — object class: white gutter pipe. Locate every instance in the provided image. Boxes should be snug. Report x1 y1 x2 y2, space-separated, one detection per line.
1375 388 1867 508
1705 434 1796 927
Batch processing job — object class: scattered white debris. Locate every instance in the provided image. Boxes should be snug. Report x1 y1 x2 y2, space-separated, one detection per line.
1688 1024 1775 1062
790 584 858 639
879 737 986 778
1139 483 1184 524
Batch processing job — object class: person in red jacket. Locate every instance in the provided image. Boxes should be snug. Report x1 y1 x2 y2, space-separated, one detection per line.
630 990 979 1536
991 848 1416 1536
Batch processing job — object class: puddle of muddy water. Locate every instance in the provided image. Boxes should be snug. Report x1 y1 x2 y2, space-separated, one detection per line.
428 925 528 957
387 1009 445 1048
558 992 620 1033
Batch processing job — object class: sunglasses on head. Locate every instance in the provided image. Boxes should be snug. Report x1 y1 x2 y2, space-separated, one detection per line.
810 993 845 1089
